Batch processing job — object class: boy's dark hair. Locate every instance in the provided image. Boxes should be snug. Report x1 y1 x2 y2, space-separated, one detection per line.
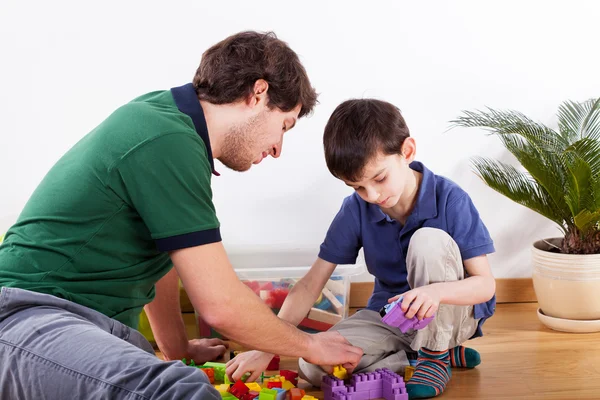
324 99 411 182
193 31 317 118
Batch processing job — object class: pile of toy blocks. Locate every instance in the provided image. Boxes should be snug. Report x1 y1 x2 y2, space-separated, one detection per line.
182 357 315 400
322 368 408 400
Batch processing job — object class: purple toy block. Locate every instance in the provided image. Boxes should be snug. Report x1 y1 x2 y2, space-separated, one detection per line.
326 368 407 400
380 297 434 333
322 375 347 400
350 371 382 392
380 368 408 400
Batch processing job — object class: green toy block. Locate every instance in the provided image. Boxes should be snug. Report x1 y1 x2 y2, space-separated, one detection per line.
258 388 278 400
203 361 227 382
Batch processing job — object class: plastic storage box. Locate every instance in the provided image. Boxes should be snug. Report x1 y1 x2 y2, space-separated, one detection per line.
196 251 364 338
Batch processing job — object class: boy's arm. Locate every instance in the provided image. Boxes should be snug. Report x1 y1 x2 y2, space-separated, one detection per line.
434 254 496 305
397 254 495 320
277 257 338 324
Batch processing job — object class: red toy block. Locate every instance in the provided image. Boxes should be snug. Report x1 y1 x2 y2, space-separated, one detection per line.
299 318 333 332
288 388 305 400
266 381 282 389
267 355 280 370
229 380 249 398
201 367 215 383
241 391 260 400
280 370 299 386
264 288 289 308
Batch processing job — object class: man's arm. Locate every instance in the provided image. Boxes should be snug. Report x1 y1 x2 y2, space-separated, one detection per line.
143 267 188 360
170 242 361 362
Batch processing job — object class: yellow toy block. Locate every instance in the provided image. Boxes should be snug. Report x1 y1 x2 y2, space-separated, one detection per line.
404 365 415 381
246 382 262 391
281 380 295 390
214 384 230 394
333 365 348 380
301 396 318 400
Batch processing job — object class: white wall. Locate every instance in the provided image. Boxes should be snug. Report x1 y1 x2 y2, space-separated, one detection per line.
1 0 599 280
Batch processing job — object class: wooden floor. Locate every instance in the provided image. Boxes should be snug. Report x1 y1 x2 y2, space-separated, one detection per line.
175 303 600 399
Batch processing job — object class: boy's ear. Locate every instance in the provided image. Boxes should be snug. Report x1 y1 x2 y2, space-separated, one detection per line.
246 79 269 108
401 138 417 162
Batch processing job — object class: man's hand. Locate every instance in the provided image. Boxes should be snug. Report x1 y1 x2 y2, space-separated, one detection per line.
226 350 274 382
163 338 228 363
304 331 363 372
388 285 441 320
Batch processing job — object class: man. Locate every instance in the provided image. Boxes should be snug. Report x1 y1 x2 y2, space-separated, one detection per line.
0 31 362 399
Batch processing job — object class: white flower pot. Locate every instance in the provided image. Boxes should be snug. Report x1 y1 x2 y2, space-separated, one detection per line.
532 238 600 330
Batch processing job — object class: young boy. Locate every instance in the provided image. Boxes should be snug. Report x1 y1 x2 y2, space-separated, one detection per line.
226 99 496 399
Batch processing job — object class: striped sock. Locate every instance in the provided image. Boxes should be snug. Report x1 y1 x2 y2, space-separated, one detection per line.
449 346 481 368
406 348 451 399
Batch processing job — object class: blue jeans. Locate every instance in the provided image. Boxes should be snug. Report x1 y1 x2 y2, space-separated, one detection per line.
0 287 219 399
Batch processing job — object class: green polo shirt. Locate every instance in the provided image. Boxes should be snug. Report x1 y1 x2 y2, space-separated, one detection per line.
0 83 221 328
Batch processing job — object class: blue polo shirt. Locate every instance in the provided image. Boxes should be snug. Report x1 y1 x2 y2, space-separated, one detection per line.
319 161 495 338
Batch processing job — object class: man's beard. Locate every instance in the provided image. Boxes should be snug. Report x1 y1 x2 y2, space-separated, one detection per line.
218 113 265 172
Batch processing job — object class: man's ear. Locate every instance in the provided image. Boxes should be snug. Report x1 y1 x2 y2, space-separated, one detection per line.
401 138 417 162
246 79 269 108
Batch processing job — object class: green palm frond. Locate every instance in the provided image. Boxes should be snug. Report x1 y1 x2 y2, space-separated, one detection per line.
471 157 566 231
450 107 569 151
452 98 600 254
495 134 569 216
558 98 600 143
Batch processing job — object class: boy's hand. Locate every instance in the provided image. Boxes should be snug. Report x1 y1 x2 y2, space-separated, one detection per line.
226 350 273 382
388 285 441 320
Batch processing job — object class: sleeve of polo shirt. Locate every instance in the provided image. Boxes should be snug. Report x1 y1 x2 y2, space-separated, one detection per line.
446 190 495 261
110 133 220 252
318 195 362 265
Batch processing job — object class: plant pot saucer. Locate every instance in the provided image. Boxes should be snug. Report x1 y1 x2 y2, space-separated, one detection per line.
537 308 600 333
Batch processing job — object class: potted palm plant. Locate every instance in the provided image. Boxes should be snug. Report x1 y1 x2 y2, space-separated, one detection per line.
452 98 600 332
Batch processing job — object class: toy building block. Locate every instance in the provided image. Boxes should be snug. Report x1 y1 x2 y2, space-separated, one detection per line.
301 396 318 400
332 365 348 380
230 380 250 399
260 288 289 309
322 375 347 400
299 317 333 332
289 388 306 400
280 370 299 386
266 381 283 389
242 391 260 400
281 380 295 391
379 297 434 333
201 367 215 383
203 361 227 382
323 368 408 400
380 368 408 400
258 388 278 400
403 366 415 382
246 382 263 392
322 287 344 315
273 388 287 400
314 297 332 311
266 355 280 371
325 279 345 296
221 393 238 400
308 308 343 325
214 384 231 394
